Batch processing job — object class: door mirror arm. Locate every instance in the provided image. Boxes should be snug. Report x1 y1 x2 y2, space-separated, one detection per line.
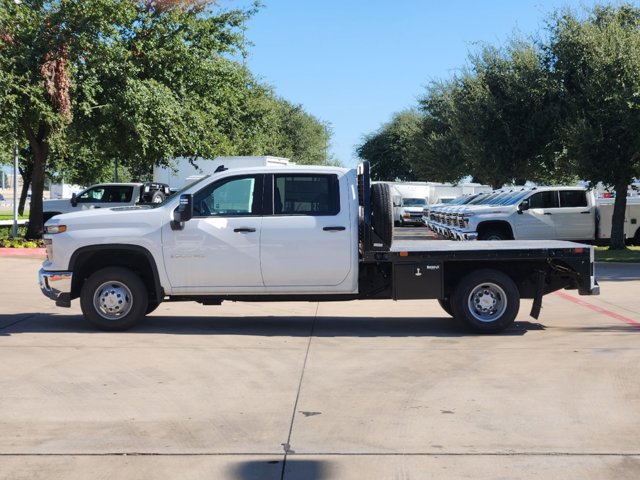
171 194 193 230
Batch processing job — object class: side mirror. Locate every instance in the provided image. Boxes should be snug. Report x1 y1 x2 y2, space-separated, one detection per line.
71 193 78 207
171 194 193 230
518 200 530 213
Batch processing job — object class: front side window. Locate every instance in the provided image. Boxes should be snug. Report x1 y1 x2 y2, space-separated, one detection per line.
193 176 261 217
559 190 587 208
77 186 106 203
273 174 340 215
527 191 558 209
76 186 134 203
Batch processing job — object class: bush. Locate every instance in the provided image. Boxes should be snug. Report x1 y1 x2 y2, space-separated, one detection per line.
0 227 44 248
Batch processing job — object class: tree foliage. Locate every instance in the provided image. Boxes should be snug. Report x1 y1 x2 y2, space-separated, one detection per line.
408 40 560 189
546 4 640 249
0 0 333 238
356 109 421 181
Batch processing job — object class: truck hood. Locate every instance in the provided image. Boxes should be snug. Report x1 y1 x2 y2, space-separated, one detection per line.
45 204 161 229
458 205 511 215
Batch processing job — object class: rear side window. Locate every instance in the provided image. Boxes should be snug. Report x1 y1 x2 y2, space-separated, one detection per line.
274 174 340 215
559 190 587 208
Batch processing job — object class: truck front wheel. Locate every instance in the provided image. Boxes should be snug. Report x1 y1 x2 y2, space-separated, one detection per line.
478 229 508 241
80 267 149 331
451 269 520 333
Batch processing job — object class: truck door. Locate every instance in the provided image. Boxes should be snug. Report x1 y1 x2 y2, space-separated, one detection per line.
554 190 596 240
514 191 557 239
161 174 264 291
260 173 354 290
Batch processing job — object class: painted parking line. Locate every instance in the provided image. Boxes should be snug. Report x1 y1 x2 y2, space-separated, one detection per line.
554 291 640 328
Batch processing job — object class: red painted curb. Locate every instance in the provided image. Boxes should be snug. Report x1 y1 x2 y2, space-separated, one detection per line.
0 248 46 257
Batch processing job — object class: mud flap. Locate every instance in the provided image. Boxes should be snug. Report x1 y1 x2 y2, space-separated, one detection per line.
529 270 545 320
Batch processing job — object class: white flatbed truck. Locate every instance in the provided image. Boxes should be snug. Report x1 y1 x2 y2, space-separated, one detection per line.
39 162 599 333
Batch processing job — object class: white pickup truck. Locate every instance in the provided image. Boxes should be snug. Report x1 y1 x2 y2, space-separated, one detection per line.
43 182 171 223
425 186 640 244
39 162 599 333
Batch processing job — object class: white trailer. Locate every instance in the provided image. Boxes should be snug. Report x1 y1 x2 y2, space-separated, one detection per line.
49 182 84 200
154 156 290 190
596 196 640 244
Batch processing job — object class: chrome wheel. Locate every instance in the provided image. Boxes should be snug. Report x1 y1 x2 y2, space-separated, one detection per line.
467 282 507 323
93 281 133 320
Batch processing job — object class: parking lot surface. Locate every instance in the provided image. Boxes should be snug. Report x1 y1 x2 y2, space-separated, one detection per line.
1 254 639 479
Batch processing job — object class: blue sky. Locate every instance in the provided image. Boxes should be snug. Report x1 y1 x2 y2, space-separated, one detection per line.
236 0 602 167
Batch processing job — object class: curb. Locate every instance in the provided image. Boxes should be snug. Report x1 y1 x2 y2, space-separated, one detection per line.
0 248 46 257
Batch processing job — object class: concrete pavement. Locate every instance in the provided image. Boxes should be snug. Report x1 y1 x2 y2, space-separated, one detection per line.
0 256 639 479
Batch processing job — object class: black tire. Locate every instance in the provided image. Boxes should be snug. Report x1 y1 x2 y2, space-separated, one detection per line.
146 302 160 315
438 297 453 317
371 183 394 246
451 269 520 334
478 229 507 241
150 190 166 204
80 267 148 331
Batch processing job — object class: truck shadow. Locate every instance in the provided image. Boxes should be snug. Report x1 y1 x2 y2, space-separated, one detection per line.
227 458 329 480
0 313 544 337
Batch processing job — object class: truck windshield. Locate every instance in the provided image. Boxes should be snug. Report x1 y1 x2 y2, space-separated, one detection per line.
493 191 531 205
403 198 426 206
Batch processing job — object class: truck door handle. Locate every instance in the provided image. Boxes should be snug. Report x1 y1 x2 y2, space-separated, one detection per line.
233 228 256 233
580 211 591 214
323 226 346 231
544 212 552 215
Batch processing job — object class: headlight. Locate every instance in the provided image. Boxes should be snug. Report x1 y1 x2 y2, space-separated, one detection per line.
45 224 67 234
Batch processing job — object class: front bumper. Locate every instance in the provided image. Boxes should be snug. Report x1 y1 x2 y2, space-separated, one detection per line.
39 268 73 307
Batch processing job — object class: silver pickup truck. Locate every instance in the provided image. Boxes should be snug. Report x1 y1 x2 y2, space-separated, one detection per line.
43 182 171 223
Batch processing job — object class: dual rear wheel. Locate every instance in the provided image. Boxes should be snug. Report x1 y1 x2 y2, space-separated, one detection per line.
439 269 520 333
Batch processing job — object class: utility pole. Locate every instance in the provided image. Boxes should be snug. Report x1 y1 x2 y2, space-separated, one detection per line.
11 140 19 238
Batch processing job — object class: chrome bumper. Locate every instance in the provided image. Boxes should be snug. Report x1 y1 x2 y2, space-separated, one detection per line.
39 268 73 307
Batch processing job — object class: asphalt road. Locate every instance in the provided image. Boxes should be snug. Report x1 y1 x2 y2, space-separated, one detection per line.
0 254 639 479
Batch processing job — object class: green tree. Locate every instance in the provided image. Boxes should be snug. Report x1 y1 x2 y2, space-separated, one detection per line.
356 109 422 181
411 80 468 183
0 0 257 238
238 94 334 165
546 4 640 249
450 40 559 188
